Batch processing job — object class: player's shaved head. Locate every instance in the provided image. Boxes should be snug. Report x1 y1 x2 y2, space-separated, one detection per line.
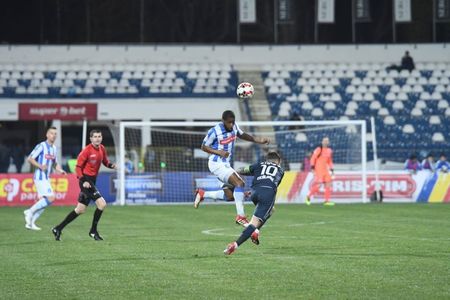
222 110 235 121
267 151 281 164
222 110 235 132
46 126 57 144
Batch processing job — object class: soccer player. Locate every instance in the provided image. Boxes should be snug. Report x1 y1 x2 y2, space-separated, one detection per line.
194 110 270 226
24 127 66 230
223 151 284 255
51 129 116 241
305 137 335 206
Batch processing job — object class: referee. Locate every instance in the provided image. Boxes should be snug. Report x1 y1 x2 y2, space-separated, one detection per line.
52 129 117 241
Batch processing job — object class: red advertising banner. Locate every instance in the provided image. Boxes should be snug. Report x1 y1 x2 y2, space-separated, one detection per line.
0 174 80 206
19 103 97 120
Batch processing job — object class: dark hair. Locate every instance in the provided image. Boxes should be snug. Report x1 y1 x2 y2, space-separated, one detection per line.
222 110 235 121
266 151 281 162
440 153 446 158
410 154 417 160
47 126 57 132
89 129 102 137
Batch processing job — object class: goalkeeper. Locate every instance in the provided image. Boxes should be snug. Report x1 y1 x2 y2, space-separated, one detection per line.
306 137 335 206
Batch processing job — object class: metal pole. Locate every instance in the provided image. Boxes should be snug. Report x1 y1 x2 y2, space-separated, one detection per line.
82 119 87 149
392 0 396 43
352 0 356 43
236 0 241 43
314 0 319 43
432 0 437 42
370 117 381 202
274 0 278 43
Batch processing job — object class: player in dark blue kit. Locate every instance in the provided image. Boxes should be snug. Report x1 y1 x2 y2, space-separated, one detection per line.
224 151 284 255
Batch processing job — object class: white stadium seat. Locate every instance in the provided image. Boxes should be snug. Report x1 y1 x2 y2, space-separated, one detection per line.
402 124 415 134
411 108 423 117
384 116 396 125
429 115 441 125
432 132 445 143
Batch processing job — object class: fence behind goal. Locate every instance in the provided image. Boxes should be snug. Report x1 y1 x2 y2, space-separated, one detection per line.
118 121 367 205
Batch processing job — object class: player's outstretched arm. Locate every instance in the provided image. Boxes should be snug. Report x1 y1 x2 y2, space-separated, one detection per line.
239 133 270 145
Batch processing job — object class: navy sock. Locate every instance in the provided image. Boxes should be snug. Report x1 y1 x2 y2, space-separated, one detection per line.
236 224 256 246
55 210 79 231
90 208 103 233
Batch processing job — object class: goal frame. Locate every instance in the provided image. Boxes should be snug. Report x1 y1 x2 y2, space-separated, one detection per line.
119 120 367 205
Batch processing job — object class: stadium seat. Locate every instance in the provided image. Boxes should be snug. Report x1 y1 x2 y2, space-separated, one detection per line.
432 132 445 142
378 108 389 116
411 108 423 117
384 116 396 125
402 124 415 134
295 132 308 142
370 101 381 110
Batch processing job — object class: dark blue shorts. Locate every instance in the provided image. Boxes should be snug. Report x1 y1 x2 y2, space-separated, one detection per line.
250 187 276 222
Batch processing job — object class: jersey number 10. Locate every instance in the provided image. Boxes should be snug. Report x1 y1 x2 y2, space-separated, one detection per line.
261 165 278 177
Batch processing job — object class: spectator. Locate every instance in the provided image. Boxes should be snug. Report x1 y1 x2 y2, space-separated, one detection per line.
302 151 311 172
436 154 450 173
387 51 415 72
401 51 415 71
125 154 135 174
404 154 421 174
421 153 435 172
0 144 10 173
11 143 25 173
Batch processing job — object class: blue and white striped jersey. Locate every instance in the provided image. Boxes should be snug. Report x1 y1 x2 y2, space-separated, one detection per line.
28 141 58 180
202 122 244 163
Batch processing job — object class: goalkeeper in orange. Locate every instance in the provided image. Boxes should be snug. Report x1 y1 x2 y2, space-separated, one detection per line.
305 137 335 206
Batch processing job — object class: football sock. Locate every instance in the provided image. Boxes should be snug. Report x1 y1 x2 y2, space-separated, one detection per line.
236 224 256 246
234 187 245 216
55 210 79 231
29 197 51 214
324 186 331 202
31 208 45 224
204 190 225 200
308 182 320 197
90 208 103 233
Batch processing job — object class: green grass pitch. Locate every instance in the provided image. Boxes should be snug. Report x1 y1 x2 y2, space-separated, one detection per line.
0 203 449 299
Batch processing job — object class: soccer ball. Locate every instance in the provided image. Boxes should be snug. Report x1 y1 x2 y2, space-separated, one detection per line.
236 82 254 99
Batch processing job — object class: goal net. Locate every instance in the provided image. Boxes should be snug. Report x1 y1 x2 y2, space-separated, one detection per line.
118 120 367 205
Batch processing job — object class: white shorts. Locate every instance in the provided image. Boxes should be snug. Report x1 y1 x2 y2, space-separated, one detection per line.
208 160 238 183
34 180 54 197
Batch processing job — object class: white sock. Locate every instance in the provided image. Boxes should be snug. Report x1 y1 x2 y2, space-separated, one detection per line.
32 209 45 224
234 187 245 216
204 190 225 200
29 197 51 214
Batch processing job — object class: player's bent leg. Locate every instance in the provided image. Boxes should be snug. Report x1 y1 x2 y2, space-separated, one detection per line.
228 173 249 226
250 216 263 245
224 220 259 255
30 195 56 230
90 197 106 241
193 188 205 208
52 203 86 241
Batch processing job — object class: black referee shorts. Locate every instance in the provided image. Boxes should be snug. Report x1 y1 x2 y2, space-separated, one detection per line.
78 176 103 205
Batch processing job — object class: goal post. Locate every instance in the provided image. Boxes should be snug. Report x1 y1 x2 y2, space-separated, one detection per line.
118 120 367 205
